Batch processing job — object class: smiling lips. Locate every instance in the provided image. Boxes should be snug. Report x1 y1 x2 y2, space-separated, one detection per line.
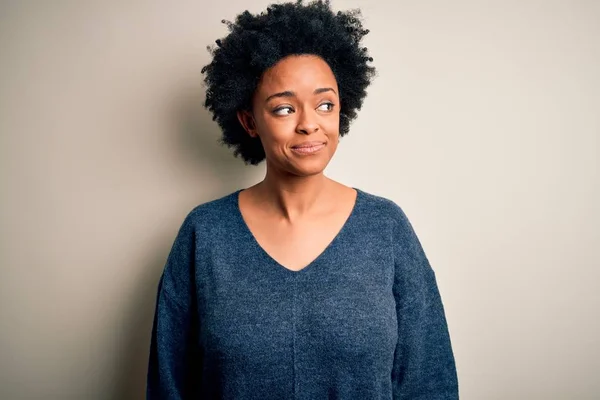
291 141 326 154
292 140 325 148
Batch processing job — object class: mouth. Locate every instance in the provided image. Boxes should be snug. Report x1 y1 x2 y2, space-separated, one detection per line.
291 142 326 155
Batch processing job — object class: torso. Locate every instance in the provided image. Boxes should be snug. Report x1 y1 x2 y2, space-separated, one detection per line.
238 183 358 272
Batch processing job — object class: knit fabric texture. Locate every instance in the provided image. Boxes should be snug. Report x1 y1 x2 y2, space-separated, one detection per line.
147 188 459 399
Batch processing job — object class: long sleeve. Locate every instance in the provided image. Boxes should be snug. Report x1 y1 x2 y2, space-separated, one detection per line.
147 212 202 399
390 205 459 399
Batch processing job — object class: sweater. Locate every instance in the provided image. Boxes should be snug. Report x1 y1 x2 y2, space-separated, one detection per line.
146 187 459 399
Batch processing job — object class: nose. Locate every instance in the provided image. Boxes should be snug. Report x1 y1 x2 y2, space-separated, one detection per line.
296 109 319 134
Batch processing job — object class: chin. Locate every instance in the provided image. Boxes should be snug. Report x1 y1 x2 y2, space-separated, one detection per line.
290 158 331 177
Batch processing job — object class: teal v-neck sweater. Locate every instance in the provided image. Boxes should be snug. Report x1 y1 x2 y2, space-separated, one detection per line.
147 188 458 399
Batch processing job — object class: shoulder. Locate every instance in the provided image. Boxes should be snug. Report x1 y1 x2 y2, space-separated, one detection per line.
355 188 421 247
177 190 239 234
356 188 410 225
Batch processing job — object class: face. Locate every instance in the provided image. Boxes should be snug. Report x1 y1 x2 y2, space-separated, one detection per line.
237 55 340 177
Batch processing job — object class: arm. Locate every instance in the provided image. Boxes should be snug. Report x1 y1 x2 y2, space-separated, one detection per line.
391 205 459 399
147 212 201 399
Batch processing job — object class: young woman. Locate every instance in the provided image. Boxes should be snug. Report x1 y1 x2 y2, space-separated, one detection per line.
147 1 458 399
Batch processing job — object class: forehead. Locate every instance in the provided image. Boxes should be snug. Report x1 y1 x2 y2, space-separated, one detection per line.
256 55 338 96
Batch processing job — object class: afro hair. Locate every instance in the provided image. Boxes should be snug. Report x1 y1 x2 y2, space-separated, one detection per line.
201 0 376 165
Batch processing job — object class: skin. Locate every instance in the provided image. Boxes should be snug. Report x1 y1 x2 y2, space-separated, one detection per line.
236 54 358 271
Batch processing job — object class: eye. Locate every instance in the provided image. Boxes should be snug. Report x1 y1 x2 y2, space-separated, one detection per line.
273 106 294 116
317 102 335 112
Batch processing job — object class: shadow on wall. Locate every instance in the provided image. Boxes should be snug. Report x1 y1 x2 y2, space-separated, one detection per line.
110 85 255 399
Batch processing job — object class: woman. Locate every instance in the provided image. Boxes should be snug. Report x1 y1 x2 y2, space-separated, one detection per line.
147 1 458 399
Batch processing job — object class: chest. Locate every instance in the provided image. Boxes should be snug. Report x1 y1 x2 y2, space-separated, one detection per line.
247 217 348 271
195 228 397 374
237 190 358 272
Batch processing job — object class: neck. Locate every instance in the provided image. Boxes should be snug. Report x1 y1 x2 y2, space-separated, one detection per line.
253 169 333 223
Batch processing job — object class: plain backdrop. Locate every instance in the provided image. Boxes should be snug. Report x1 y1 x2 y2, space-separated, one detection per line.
1 1 598 399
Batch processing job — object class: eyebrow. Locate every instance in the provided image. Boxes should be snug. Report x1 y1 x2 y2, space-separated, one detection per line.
265 87 337 103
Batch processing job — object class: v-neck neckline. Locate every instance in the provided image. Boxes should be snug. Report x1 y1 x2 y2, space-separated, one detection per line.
232 187 362 274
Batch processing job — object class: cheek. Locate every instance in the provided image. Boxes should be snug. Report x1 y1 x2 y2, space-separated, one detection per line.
250 103 292 155
324 113 341 135
255 115 296 149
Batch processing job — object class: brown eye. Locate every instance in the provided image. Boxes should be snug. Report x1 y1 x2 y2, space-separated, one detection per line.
273 106 294 116
317 102 334 112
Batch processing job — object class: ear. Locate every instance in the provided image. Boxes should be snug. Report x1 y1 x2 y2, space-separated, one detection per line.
237 110 258 138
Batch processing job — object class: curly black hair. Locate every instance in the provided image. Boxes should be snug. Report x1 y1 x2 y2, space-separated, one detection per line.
201 0 376 165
